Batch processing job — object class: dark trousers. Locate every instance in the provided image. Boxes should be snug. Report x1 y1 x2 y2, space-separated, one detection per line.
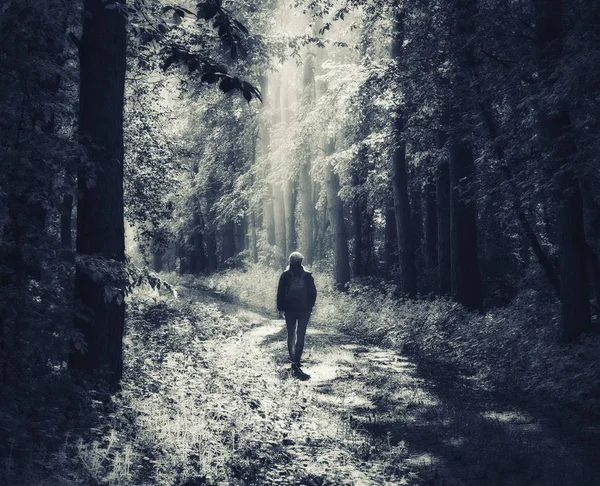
285 310 311 364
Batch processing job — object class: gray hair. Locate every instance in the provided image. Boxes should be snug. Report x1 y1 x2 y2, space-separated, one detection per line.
288 252 304 266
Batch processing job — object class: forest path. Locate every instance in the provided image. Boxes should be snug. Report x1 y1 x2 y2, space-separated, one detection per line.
177 301 411 485
155 284 425 485
150 285 600 486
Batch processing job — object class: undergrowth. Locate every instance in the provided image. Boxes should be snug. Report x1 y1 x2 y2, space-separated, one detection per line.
192 265 600 421
6 266 599 485
2 289 264 485
5 285 410 485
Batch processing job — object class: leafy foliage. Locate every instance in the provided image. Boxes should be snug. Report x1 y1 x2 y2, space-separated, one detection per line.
205 265 600 421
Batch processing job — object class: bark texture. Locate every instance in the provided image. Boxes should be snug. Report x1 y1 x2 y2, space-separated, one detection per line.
423 174 437 269
448 0 482 310
70 0 127 388
535 0 591 341
436 159 451 295
325 141 350 289
391 6 417 296
384 202 398 276
60 194 73 249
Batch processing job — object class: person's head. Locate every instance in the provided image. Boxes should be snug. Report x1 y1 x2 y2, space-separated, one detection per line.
288 251 304 269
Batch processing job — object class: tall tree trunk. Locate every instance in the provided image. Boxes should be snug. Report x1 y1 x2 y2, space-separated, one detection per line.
299 55 316 265
273 185 287 266
436 106 451 296
384 201 398 277
177 238 187 275
351 172 368 277
391 136 417 296
517 207 560 293
61 194 73 249
259 75 275 246
70 0 127 388
312 181 322 259
326 164 350 289
557 177 590 341
449 140 482 310
236 224 247 260
410 173 423 272
448 0 482 310
579 182 600 313
352 190 363 277
193 212 207 273
234 220 246 254
284 180 297 256
264 187 276 246
250 210 258 263
423 174 437 268
352 149 374 277
585 243 600 317
152 251 162 273
270 75 287 266
313 188 329 262
188 235 197 274
248 132 260 264
436 159 451 295
535 0 591 342
206 232 218 272
300 163 315 265
222 220 236 263
151 232 164 273
325 140 350 289
391 6 417 296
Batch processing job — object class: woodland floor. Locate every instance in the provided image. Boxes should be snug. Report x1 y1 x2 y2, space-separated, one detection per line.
26 283 599 486
104 282 598 486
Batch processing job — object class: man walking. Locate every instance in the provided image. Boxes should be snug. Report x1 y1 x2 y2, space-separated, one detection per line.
277 252 317 378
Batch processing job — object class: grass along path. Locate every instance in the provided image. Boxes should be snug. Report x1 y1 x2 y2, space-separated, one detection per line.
164 287 412 485
78 286 415 486
68 284 599 486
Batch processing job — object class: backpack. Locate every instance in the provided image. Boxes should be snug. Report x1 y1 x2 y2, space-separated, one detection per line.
284 272 308 310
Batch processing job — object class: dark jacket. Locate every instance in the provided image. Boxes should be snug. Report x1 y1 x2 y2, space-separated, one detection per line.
276 266 317 312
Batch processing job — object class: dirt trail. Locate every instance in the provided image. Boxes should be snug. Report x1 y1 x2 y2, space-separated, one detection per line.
197 310 405 485
169 288 599 486
242 314 461 485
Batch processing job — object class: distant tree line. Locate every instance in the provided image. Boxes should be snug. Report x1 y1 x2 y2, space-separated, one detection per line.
161 0 600 347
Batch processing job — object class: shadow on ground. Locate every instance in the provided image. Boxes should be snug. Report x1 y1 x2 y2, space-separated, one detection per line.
258 317 600 486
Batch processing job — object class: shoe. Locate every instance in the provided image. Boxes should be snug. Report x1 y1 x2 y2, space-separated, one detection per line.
291 363 310 380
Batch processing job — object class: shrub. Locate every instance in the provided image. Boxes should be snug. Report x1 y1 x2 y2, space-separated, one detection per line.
204 265 600 420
